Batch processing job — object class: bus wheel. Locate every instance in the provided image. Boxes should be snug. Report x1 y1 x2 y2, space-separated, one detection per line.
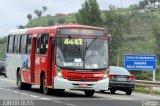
4 73 7 78
42 76 51 95
17 71 25 90
17 71 31 90
84 90 95 97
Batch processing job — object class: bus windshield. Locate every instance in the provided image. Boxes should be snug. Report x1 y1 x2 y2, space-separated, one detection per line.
56 37 108 70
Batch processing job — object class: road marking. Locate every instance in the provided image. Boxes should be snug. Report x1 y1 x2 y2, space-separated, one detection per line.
0 78 16 83
13 91 20 93
29 95 39 98
40 98 51 100
65 103 77 106
53 100 63 103
21 93 29 96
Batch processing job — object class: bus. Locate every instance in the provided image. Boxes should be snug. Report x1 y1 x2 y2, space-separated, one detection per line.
5 24 110 96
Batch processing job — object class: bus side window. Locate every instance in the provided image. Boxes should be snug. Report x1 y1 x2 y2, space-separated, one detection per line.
40 33 49 55
27 35 32 54
20 35 27 54
17 35 21 53
36 35 41 54
7 35 14 53
14 35 18 53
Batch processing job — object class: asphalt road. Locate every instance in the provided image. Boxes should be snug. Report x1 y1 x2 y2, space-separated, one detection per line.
0 76 160 106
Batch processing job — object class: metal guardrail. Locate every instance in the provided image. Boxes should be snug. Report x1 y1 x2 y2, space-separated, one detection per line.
135 80 160 87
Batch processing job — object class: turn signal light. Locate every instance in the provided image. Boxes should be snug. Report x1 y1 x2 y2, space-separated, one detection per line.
108 74 116 79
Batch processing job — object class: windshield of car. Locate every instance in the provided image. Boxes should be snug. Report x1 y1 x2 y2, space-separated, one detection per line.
109 67 130 75
56 37 108 70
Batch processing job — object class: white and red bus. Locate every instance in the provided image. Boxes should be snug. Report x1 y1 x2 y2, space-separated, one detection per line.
6 24 110 96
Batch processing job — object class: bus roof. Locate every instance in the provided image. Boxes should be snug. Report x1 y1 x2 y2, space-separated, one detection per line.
8 24 107 35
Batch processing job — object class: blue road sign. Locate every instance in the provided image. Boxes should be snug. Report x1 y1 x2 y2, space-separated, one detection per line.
124 54 156 71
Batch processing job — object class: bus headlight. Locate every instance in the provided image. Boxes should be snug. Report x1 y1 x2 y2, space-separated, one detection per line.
56 66 63 78
57 71 62 77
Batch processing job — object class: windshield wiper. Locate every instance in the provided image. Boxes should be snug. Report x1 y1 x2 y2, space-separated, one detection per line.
85 37 98 50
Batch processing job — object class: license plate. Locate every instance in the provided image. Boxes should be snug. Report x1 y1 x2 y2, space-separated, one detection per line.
117 78 126 81
79 84 88 87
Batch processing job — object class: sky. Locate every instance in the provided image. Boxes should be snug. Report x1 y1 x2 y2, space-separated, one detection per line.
0 0 141 37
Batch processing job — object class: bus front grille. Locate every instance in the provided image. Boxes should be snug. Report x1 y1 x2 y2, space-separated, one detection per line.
67 76 99 82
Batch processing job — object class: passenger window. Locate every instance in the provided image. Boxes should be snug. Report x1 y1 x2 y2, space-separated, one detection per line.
36 35 41 53
20 35 27 54
8 35 14 53
13 35 21 53
27 35 32 53
40 34 49 55
17 35 21 53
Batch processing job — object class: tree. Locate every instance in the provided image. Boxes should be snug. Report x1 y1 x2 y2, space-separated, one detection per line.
37 11 42 18
34 10 39 18
58 18 66 24
144 0 149 5
27 14 32 21
103 10 131 65
139 1 146 9
76 0 102 27
34 10 42 18
149 0 157 8
42 6 47 16
152 23 160 64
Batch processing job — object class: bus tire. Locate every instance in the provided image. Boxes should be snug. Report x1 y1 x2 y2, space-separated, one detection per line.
17 71 31 90
42 76 51 95
4 73 7 78
84 90 95 97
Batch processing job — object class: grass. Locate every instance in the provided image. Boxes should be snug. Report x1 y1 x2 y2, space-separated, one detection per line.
26 14 76 28
134 86 160 95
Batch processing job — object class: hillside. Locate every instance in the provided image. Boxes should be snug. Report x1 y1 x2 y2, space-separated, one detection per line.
0 9 160 62
1 9 160 80
26 14 76 28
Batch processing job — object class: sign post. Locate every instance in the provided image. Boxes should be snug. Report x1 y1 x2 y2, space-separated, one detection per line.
124 54 157 82
153 71 155 82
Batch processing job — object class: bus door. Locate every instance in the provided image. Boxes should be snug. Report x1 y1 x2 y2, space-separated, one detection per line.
35 34 49 84
51 38 56 87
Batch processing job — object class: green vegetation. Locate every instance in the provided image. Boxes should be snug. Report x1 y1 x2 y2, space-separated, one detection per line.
76 0 103 26
134 86 160 95
0 37 7 60
25 14 76 28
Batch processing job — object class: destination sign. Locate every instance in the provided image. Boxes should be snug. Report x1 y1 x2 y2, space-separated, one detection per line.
57 28 106 36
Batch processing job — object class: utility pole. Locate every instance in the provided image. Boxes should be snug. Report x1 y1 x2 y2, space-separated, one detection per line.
117 51 120 66
121 0 123 9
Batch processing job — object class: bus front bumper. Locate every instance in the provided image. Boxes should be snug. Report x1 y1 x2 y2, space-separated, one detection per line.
54 76 109 91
